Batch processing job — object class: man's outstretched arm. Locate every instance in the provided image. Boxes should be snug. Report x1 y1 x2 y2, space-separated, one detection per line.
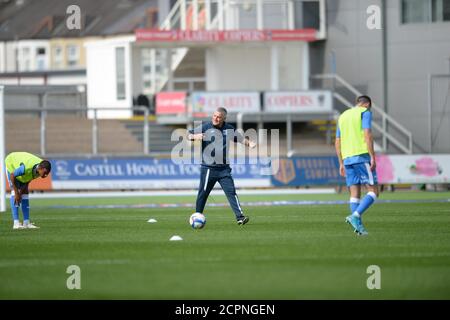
188 124 206 141
243 137 256 149
234 130 256 149
188 133 205 141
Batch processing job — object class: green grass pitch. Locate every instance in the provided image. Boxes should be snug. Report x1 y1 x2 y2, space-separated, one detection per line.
0 191 449 299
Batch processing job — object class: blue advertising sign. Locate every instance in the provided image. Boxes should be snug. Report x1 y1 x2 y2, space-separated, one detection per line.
271 156 344 186
51 158 271 189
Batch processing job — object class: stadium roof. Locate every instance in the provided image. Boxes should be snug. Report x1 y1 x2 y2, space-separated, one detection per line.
0 0 159 40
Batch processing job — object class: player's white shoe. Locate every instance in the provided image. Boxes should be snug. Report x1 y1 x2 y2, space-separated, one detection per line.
13 223 24 230
23 223 40 229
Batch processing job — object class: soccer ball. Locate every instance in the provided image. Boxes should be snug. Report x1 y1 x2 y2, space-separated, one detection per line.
189 212 206 229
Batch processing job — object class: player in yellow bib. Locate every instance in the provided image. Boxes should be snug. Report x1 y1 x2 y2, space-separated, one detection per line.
335 96 379 236
5 152 51 229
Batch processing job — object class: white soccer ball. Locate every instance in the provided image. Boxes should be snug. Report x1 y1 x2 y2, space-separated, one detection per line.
189 212 206 229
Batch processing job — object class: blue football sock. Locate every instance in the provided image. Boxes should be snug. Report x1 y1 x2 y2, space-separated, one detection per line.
355 192 377 216
10 195 19 221
21 196 30 222
349 197 360 215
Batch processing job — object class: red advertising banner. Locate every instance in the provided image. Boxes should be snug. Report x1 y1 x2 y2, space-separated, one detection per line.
135 29 317 43
156 92 187 114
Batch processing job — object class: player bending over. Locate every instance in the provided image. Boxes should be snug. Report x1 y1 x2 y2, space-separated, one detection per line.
5 152 51 229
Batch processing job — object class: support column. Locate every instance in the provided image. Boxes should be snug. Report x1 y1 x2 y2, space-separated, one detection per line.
258 116 264 147
271 45 279 91
167 48 174 91
0 86 5 212
287 0 295 29
92 109 98 155
286 114 292 155
151 49 156 93
428 74 432 153
192 0 199 30
205 0 211 29
218 0 224 30
256 0 263 30
180 0 187 30
224 0 232 30
302 42 309 90
40 94 47 155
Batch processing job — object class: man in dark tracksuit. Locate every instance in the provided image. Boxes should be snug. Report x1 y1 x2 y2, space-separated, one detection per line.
188 107 256 225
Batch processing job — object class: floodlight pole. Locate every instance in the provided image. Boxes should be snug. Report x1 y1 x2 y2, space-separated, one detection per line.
0 86 6 212
428 73 432 153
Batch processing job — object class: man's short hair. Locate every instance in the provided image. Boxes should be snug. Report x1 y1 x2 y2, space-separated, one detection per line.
216 107 227 118
39 160 51 173
356 95 372 107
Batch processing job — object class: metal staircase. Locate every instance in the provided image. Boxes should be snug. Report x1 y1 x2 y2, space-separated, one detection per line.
310 73 413 154
121 119 180 153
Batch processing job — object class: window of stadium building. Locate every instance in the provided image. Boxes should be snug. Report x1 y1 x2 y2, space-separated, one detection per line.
67 45 79 67
53 46 63 69
402 0 450 23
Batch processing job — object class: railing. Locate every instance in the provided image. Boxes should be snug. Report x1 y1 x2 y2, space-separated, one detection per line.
310 73 413 154
154 0 326 94
160 0 326 33
155 0 230 92
172 77 207 91
160 0 231 31
4 106 150 156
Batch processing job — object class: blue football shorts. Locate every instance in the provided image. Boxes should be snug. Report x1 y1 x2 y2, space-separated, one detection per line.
344 162 378 187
